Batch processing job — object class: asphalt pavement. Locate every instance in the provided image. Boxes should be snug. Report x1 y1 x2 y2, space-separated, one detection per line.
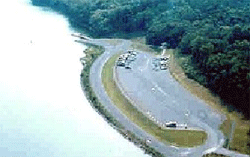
82 39 248 157
116 52 227 156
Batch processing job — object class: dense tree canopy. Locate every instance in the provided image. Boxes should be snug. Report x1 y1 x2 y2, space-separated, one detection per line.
32 0 250 118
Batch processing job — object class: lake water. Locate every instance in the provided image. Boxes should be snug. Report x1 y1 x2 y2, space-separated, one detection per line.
0 0 148 156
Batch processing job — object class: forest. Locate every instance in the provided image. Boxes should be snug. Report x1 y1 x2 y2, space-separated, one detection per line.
32 0 250 119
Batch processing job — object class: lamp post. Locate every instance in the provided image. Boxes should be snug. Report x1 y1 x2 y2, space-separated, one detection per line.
185 110 189 129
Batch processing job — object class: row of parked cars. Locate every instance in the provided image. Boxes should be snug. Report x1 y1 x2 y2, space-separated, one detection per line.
116 50 137 69
152 55 170 70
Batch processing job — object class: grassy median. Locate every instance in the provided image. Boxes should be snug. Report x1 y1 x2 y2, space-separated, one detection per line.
102 53 207 147
81 45 164 157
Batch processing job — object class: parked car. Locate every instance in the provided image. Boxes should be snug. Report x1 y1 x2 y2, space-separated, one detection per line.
116 60 125 66
165 121 177 127
160 57 169 61
125 63 131 69
125 65 131 69
160 64 168 70
127 50 137 56
128 54 136 61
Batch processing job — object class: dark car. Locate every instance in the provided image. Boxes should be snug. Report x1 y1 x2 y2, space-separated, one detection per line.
165 121 177 127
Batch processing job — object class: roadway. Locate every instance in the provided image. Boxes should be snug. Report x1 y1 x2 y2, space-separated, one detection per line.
87 39 191 156
79 38 249 157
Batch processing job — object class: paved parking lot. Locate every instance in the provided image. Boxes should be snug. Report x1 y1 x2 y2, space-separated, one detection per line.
117 52 221 126
115 52 226 154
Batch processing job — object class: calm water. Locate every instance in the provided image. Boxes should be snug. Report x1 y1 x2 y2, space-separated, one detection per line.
0 0 148 156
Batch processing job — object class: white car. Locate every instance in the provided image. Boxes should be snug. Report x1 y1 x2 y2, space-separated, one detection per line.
121 54 130 60
116 60 125 66
127 50 137 55
160 64 168 70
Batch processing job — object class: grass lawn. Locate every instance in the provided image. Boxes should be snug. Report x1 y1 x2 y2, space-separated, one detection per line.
102 53 207 147
203 153 229 157
130 37 161 54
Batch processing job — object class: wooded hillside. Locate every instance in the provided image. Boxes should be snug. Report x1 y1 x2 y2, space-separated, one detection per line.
32 0 250 119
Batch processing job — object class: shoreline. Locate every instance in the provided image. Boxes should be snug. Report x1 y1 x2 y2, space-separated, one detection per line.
80 43 164 157
26 0 248 156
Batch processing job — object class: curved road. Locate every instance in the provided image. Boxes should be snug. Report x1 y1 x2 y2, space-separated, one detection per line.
82 39 249 157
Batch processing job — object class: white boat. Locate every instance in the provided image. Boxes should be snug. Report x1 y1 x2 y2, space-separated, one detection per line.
71 33 90 40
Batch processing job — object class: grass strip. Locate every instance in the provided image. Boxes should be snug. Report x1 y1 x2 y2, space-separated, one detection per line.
102 53 207 147
203 153 229 157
